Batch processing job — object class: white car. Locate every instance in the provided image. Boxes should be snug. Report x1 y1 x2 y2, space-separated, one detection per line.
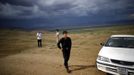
96 35 134 75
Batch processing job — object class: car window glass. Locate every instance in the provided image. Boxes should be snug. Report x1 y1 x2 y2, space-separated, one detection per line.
105 37 134 48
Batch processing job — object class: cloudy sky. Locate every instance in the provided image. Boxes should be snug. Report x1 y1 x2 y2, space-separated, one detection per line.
0 0 134 29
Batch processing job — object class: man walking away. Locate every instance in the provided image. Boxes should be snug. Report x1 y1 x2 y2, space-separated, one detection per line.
37 32 42 47
56 29 60 43
57 31 72 73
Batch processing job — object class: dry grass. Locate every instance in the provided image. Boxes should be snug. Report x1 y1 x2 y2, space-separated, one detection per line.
0 25 134 75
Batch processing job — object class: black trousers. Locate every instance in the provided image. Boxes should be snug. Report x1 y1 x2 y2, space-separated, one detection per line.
62 48 71 69
37 39 42 47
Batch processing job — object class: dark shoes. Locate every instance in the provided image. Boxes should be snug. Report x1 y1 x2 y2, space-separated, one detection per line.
66 69 71 73
65 67 71 73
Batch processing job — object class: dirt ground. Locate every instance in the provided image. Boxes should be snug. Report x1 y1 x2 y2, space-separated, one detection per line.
0 25 133 75
0 32 105 75
0 47 105 75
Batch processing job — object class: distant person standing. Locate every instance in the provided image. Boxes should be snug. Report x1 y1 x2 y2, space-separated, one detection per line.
56 29 60 43
37 32 42 47
57 31 72 73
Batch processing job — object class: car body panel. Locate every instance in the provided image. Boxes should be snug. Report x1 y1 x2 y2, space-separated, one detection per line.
96 35 134 75
99 47 134 62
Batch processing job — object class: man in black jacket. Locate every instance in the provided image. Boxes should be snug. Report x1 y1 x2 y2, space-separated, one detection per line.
57 31 72 73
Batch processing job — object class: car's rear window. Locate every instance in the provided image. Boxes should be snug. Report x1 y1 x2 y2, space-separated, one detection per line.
105 37 134 48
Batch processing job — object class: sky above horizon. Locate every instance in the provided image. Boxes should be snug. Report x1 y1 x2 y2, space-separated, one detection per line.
0 0 134 29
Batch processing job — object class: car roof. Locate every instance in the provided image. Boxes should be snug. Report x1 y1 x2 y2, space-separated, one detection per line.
111 35 134 38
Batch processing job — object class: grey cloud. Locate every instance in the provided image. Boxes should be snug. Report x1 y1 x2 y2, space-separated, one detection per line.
0 0 35 6
0 0 133 19
37 0 129 16
0 3 45 19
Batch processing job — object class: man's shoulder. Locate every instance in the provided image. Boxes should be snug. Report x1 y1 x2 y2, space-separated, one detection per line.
60 37 64 41
67 36 71 38
60 37 71 40
67 37 71 40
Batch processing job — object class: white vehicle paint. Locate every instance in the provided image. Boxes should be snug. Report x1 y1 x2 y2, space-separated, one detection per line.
96 35 134 75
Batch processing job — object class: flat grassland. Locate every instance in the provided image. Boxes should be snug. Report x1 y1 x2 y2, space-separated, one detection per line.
0 25 134 75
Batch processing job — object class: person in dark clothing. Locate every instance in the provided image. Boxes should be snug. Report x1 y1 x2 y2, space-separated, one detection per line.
57 31 72 73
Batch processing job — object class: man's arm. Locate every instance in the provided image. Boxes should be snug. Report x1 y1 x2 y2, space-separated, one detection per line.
37 33 38 37
69 38 72 49
57 38 62 49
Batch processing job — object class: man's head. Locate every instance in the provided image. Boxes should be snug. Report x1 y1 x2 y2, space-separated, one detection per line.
63 31 68 38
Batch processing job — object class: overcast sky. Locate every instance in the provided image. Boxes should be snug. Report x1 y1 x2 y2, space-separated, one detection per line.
0 0 134 29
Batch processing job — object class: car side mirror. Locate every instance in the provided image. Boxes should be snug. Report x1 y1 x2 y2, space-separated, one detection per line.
100 43 105 46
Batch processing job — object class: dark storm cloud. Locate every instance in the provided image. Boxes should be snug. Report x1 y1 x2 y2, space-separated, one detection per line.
0 0 134 28
0 0 35 6
0 3 44 19
125 1 134 18
1 0 131 19
0 0 77 18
